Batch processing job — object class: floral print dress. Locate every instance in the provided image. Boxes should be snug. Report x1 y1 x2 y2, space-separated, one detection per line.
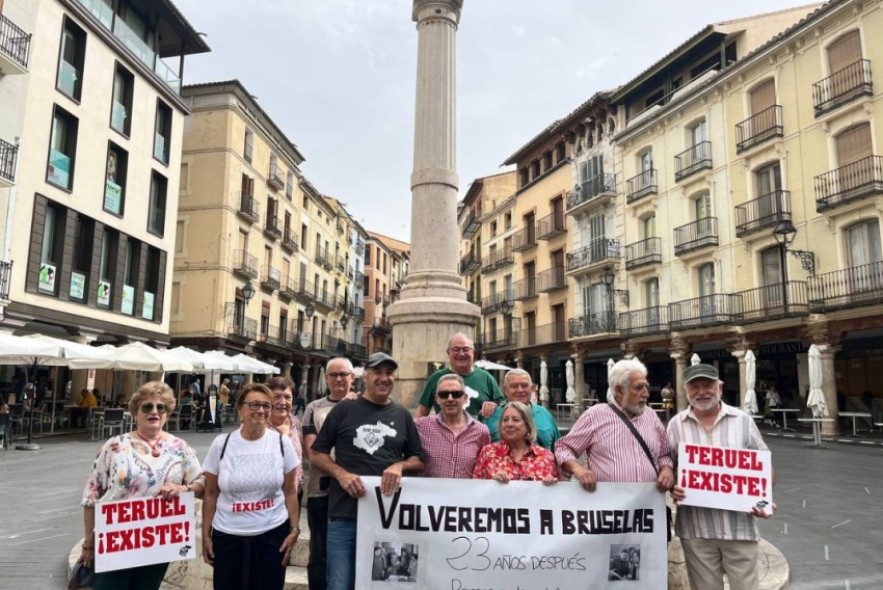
471 440 559 481
82 433 203 506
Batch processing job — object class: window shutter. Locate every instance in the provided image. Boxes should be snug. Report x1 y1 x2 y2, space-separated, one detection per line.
827 30 862 73
750 79 775 114
835 123 872 166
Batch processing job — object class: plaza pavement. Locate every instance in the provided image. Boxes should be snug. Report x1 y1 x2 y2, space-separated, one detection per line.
1 417 880 589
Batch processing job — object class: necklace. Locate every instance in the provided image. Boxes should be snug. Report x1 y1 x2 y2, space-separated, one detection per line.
134 431 163 457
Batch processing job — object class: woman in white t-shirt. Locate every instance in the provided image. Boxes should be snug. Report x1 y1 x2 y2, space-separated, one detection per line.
202 383 301 590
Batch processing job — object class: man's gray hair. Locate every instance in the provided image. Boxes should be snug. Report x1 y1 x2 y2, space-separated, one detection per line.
503 368 533 387
436 373 465 393
608 358 648 394
326 357 354 372
446 332 474 349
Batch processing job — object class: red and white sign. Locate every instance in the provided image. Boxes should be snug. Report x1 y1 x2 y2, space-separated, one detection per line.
94 493 196 573
677 442 773 516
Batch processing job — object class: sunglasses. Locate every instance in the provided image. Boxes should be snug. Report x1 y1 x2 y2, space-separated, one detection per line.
140 402 167 414
246 401 273 411
438 390 465 400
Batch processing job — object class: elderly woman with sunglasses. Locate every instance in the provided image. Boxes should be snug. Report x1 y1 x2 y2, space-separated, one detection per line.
202 383 301 590
472 401 558 484
80 381 204 590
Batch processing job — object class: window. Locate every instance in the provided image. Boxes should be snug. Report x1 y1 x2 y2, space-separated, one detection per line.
365 245 371 266
301 223 307 249
694 192 711 220
286 171 294 200
846 219 882 267
153 100 172 165
110 63 134 135
122 239 140 315
490 221 497 237
302 194 309 211
641 213 656 239
543 151 553 171
70 215 94 301
244 127 254 163
175 220 185 254
698 263 715 297
97 229 118 308
531 160 541 179
38 205 64 295
827 30 862 74
47 106 78 190
519 168 529 188
57 18 86 101
143 247 160 321
749 79 776 116
639 150 653 173
555 142 566 163
755 162 782 197
835 123 872 167
690 120 707 147
104 142 128 216
644 278 659 308
148 172 168 237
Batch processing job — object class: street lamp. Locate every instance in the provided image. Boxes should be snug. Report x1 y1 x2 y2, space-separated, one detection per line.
304 303 315 319
498 299 513 345
241 281 255 302
772 220 816 274
601 267 629 306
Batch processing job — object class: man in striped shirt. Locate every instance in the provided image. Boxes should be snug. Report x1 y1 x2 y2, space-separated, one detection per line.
415 374 491 478
668 363 773 590
555 358 674 491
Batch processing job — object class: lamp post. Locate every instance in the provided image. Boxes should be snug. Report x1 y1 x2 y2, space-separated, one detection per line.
242 281 255 303
601 267 629 333
773 220 817 317
340 314 350 344
499 298 513 348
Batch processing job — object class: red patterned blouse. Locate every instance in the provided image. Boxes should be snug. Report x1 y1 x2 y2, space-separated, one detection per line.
472 440 559 481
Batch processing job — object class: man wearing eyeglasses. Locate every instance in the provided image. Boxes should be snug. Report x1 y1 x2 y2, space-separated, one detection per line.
486 369 560 450
415 373 491 478
414 333 505 420
301 357 355 590
311 352 424 590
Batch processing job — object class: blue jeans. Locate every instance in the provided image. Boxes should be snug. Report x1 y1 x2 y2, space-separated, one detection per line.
326 517 356 590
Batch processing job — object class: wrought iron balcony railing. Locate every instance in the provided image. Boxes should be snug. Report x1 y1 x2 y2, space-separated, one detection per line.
619 306 669 338
354 270 364 286
537 266 567 293
0 13 31 71
674 141 712 181
815 155 883 212
295 279 315 302
481 290 514 314
735 281 809 324
735 105 783 153
314 292 335 310
232 250 258 279
567 239 620 273
813 59 873 117
225 302 257 340
237 193 260 223
461 209 480 239
674 217 718 255
513 277 538 300
481 247 514 273
568 312 617 338
566 173 616 213
668 293 741 330
355 306 365 321
264 215 282 240
260 265 281 291
282 228 299 252
0 138 18 185
267 165 285 191
626 168 657 203
735 190 791 237
372 318 392 333
518 322 567 348
278 277 296 300
808 260 883 313
537 211 566 240
481 328 518 350
625 237 662 270
512 224 538 252
459 251 481 275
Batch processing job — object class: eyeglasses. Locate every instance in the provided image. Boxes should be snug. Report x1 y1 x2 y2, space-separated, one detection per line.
326 372 352 380
437 390 465 399
245 401 272 411
140 402 167 414
447 347 473 354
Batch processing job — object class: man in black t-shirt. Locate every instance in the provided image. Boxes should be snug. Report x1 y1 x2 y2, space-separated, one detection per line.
311 352 424 590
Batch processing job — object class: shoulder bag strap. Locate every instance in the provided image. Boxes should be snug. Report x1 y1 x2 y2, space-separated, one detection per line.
607 402 659 476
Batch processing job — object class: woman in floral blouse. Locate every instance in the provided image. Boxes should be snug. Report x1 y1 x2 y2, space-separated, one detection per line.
472 401 558 483
266 376 305 499
80 381 204 590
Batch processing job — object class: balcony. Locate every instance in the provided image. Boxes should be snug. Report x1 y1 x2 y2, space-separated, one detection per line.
537 212 566 240
808 260 883 313
232 250 258 279
567 239 620 275
267 165 285 191
336 220 344 235
518 322 567 348
736 282 809 324
323 334 348 354
0 13 31 75
0 260 11 300
619 306 669 338
0 138 18 187
674 141 712 182
569 312 617 338
278 277 296 301
481 290 514 314
372 318 392 334
674 217 718 256
481 328 518 351
566 174 616 216
813 59 873 117
459 252 480 275
355 306 365 321
815 155 883 212
735 190 791 237
513 277 538 301
282 228 299 253
512 224 538 252
295 279 315 302
355 239 365 254
225 303 257 340
336 256 345 273
315 247 332 271
263 215 282 240
481 247 514 274
347 267 354 280
735 105 783 153
625 169 658 204
237 193 260 224
668 294 741 330
624 237 662 270
257 324 286 348
537 266 567 293
314 292 335 312
461 209 480 239
260 266 281 291
354 270 364 286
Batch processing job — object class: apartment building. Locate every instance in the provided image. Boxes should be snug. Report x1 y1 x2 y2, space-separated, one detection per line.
324 196 367 363
0 0 206 350
364 231 410 355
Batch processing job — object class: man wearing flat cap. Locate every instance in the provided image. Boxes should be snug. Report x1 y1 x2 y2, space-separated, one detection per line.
311 352 424 590
668 363 773 590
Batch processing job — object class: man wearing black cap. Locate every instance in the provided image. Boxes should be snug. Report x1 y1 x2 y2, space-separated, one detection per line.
668 363 773 590
311 352 424 590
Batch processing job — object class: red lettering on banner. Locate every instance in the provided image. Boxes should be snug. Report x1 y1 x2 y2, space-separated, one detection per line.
98 522 190 554
689 446 764 471
100 496 186 525
683 470 765 497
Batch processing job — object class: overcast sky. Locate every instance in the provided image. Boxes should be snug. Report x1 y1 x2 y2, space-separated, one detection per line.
175 0 819 242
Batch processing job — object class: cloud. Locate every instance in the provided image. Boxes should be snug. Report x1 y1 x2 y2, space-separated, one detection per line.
511 25 526 37
575 55 609 79
549 36 562 46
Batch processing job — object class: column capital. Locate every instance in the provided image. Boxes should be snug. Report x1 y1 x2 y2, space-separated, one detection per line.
413 0 462 24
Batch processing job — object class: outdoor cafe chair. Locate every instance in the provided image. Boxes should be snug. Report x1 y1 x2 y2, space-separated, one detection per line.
0 413 9 450
90 407 107 440
169 404 193 431
100 409 126 439
8 403 23 434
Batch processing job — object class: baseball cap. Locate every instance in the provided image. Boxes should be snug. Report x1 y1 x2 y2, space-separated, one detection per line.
365 352 398 370
683 363 719 383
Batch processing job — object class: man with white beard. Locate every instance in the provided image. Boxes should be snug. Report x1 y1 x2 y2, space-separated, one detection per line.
668 363 773 590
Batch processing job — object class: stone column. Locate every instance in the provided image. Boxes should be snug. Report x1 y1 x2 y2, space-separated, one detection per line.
572 352 585 414
732 349 747 412
818 344 840 437
670 339 688 412
515 352 524 369
388 0 479 409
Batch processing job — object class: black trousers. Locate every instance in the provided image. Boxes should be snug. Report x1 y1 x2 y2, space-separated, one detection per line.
306 496 329 590
211 520 289 590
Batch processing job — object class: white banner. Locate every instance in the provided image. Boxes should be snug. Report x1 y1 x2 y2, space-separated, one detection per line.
94 492 196 573
356 477 667 590
677 442 773 516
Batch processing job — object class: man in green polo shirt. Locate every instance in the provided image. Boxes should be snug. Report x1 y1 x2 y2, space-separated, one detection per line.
486 368 560 449
414 333 505 420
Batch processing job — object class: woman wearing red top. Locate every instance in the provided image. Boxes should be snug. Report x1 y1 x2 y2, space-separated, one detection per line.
472 402 558 483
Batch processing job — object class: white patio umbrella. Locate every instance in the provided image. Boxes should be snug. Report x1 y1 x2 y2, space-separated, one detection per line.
806 344 828 418
229 353 280 375
539 361 549 405
474 359 511 372
606 358 615 402
317 367 327 396
744 350 759 415
202 350 240 373
107 342 194 373
565 360 575 402
691 353 701 366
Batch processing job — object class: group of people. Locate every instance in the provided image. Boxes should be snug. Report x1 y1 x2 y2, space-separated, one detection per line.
77 330 773 590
